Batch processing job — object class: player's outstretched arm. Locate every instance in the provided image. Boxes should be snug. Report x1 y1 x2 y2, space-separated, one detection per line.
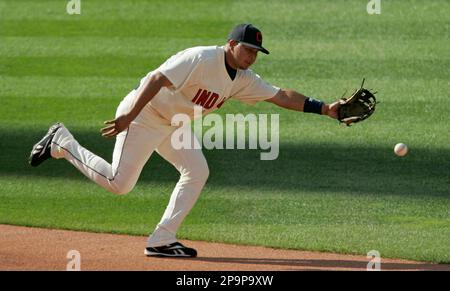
101 72 173 138
265 89 340 120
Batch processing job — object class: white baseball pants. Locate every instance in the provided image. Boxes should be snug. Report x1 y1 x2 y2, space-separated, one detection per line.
50 93 209 247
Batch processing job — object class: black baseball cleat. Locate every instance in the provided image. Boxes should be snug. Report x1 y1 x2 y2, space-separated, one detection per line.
145 242 197 258
29 122 62 167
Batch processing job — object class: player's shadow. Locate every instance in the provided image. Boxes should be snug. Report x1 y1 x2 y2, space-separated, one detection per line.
1 127 449 198
190 257 450 271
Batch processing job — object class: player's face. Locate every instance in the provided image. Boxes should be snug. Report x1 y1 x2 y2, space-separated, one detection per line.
234 43 259 69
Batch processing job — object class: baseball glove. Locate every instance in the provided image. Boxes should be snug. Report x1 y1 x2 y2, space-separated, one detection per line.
338 79 377 126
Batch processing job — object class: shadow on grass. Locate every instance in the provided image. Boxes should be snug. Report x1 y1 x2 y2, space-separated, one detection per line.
1 127 449 197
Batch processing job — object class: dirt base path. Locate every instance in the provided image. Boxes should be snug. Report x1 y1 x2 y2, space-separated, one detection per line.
0 224 448 271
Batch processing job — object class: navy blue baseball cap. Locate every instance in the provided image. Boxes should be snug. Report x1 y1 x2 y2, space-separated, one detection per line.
228 23 269 55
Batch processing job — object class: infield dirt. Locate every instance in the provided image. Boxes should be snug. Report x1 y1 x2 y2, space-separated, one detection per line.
1 224 449 271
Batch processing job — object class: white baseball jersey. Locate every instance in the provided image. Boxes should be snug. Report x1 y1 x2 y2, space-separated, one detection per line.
134 46 280 121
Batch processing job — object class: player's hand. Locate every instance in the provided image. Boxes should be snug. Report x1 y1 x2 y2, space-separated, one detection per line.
101 114 132 138
322 101 341 120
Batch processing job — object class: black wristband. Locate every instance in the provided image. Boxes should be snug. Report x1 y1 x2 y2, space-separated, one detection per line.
303 97 324 114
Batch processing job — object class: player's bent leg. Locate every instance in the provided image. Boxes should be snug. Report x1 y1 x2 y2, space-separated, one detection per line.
50 124 132 195
147 128 209 248
50 122 170 195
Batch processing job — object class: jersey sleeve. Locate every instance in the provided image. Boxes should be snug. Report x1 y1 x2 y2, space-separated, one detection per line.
231 70 280 105
156 48 202 92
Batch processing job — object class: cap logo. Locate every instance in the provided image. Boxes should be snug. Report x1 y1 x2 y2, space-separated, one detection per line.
256 32 262 43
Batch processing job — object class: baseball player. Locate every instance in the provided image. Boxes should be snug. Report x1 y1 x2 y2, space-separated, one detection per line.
29 23 341 258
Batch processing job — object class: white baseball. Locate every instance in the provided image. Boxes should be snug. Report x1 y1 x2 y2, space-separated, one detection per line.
394 143 408 157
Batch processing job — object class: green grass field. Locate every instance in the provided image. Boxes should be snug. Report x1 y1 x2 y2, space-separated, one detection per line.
1 0 449 263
